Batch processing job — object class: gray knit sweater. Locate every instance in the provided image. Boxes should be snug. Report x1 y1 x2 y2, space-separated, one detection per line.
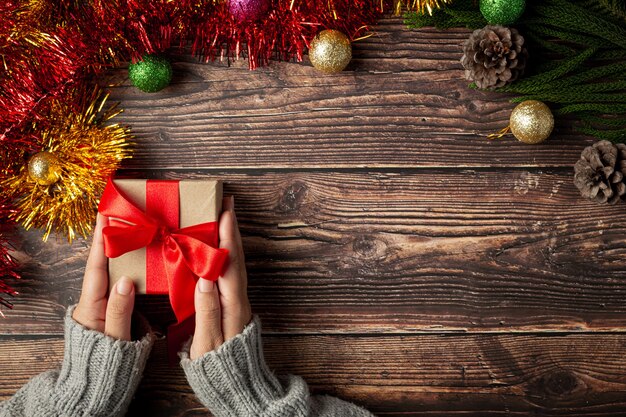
1 310 373 417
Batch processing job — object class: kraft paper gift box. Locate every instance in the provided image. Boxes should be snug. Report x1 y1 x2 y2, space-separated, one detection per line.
98 178 225 296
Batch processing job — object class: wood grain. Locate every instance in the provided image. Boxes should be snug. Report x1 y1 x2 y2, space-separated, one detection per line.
104 21 595 170
2 15 624 416
1 333 626 416
3 169 625 336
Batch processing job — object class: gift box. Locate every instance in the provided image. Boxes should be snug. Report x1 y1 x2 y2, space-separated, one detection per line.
98 178 229 325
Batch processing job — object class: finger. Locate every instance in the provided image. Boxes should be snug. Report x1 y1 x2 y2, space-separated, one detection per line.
80 214 109 303
217 198 251 340
190 278 224 360
218 198 247 296
104 277 135 341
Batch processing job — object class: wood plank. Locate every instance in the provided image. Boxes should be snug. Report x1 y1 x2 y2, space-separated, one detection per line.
1 333 626 416
103 20 596 170
3 169 625 335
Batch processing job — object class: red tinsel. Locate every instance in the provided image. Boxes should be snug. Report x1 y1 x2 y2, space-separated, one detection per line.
0 199 19 313
0 0 408 312
1 0 395 171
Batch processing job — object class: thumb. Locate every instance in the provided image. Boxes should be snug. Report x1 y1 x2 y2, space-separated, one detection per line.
104 277 135 341
190 278 224 360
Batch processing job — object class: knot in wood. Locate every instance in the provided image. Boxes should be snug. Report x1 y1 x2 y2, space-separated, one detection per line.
352 235 387 259
542 370 580 397
278 181 309 213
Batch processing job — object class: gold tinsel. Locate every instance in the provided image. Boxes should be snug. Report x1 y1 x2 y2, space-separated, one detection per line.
393 0 453 15
1 86 132 242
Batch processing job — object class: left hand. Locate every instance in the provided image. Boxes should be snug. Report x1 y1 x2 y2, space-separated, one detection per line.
72 213 136 341
189 196 252 359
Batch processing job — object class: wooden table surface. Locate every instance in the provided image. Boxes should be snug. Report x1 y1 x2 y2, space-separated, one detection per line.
2 18 626 416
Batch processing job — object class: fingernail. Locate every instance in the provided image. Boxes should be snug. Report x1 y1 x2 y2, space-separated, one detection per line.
116 277 133 295
198 278 214 293
229 196 235 211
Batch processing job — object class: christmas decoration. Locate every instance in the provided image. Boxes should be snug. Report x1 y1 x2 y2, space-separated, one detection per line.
309 30 353 74
488 100 554 143
509 100 554 144
400 0 454 16
99 178 228 362
479 0 525 25
228 0 271 21
406 0 626 143
460 25 527 89
129 55 173 93
0 199 19 313
28 152 63 186
3 0 419 242
2 88 132 242
574 140 626 204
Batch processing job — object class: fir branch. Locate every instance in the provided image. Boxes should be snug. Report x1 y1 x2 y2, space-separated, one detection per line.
404 0 485 29
505 62 626 94
524 31 576 56
512 92 626 104
552 80 626 94
577 125 626 142
595 49 626 60
597 0 626 21
524 24 607 49
533 0 626 49
498 48 598 93
404 0 626 142
579 114 626 127
554 103 626 114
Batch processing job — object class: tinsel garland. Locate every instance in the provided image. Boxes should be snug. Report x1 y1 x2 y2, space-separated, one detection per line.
406 0 626 143
1 0 450 244
1 87 131 241
0 198 19 313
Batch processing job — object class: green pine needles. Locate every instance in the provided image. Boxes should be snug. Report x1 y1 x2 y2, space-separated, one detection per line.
406 0 626 142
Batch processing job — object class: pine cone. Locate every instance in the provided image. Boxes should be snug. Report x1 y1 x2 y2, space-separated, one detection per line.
574 140 626 204
460 25 527 89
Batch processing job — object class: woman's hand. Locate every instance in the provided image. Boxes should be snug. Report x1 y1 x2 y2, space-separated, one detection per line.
72 214 136 341
190 196 252 360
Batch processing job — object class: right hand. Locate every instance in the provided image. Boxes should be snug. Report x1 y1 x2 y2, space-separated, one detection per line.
189 196 252 360
72 214 136 341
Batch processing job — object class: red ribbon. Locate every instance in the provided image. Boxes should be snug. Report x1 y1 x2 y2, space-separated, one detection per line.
98 178 229 325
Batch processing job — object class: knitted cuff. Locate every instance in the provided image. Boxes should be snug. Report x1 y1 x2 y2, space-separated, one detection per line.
53 306 155 416
180 316 301 417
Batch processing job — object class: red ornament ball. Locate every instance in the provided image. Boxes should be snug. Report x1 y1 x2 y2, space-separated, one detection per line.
228 0 270 21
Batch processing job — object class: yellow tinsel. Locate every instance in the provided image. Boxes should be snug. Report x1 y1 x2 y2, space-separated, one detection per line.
393 0 453 15
2 87 132 242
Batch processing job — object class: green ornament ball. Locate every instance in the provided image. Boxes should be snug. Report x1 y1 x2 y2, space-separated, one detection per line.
480 0 525 25
128 54 172 93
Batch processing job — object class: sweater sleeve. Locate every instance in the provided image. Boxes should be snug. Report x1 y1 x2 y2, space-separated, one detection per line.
0 305 155 417
180 316 374 417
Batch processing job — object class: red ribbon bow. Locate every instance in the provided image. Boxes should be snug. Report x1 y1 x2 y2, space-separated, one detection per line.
98 178 229 324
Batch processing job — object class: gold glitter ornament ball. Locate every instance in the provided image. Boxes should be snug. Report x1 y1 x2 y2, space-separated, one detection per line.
28 151 63 185
510 100 554 144
309 30 352 74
